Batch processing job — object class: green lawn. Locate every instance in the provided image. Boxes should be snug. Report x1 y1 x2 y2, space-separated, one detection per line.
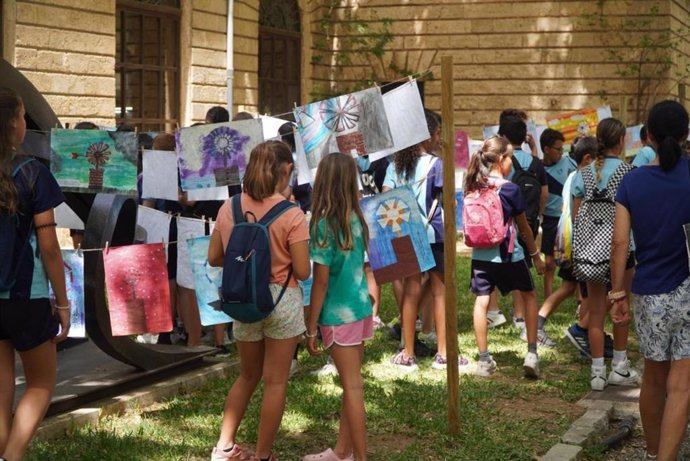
27 256 635 461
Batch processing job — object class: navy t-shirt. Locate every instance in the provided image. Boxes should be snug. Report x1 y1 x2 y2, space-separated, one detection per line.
616 156 690 295
0 158 65 300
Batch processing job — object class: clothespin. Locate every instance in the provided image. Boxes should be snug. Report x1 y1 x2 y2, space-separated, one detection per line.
104 241 110 254
77 243 83 257
202 215 206 224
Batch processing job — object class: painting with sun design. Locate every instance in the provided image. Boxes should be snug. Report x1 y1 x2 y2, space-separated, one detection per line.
361 187 434 284
293 87 393 171
176 119 264 190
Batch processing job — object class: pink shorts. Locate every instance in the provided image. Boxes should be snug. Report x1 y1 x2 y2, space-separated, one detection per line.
320 315 374 349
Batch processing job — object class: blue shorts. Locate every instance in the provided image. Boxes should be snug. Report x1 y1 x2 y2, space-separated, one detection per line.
470 259 535 296
430 242 444 274
0 298 59 351
541 215 559 256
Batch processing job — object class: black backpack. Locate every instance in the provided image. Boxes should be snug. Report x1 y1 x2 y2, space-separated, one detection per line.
512 157 542 225
0 158 35 291
219 194 297 323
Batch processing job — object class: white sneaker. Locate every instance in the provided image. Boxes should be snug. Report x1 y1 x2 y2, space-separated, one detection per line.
487 310 507 328
418 331 437 348
514 317 526 331
289 359 299 378
591 364 607 391
415 319 423 332
312 357 338 377
475 359 497 377
523 352 539 379
608 360 640 386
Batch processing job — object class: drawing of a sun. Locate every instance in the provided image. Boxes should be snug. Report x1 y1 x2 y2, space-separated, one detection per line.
376 198 410 233
321 94 360 132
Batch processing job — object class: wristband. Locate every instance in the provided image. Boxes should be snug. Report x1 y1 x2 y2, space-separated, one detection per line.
35 222 57 231
304 331 317 338
607 290 626 302
611 297 627 304
529 249 540 257
55 304 70 310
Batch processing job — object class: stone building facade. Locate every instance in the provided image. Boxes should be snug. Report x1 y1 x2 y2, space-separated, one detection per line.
2 0 688 137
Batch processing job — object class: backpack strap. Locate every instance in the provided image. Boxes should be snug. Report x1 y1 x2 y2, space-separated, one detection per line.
231 194 245 224
12 157 35 177
580 165 598 201
258 199 298 307
605 161 633 200
487 177 516 254
512 157 525 172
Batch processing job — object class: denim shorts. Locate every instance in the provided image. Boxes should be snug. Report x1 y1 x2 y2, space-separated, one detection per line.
634 276 690 362
233 285 305 342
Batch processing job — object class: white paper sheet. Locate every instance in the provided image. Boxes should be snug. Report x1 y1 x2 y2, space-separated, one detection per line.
55 203 84 230
142 150 179 201
367 82 430 162
136 206 172 244
187 186 230 201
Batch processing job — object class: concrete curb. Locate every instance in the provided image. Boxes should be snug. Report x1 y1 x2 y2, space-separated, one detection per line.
35 359 237 442
541 401 613 461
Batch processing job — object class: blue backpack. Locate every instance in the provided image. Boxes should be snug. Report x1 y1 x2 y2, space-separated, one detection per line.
220 194 297 323
0 158 35 291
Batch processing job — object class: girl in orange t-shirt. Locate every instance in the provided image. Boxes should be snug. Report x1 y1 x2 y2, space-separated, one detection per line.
208 140 311 461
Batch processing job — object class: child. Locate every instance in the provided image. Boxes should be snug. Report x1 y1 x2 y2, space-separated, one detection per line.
465 136 545 378
571 118 639 391
0 88 70 461
539 128 576 302
208 140 311 461
382 110 467 371
631 125 656 167
304 152 372 461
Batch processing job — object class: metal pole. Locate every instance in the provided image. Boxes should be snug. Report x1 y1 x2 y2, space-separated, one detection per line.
441 55 459 435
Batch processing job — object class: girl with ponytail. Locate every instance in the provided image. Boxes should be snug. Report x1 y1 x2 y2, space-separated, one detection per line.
208 140 311 461
571 116 638 392
465 136 545 378
610 100 690 461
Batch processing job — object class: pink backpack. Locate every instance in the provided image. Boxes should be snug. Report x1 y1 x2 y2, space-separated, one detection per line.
462 178 515 251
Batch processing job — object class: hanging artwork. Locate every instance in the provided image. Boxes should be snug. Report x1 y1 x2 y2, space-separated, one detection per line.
142 150 179 201
136 206 172 244
367 81 430 162
186 186 229 201
49 250 86 338
176 217 206 289
546 106 612 146
454 131 470 170
361 188 435 284
187 236 232 326
625 124 644 158
103 243 172 336
294 87 393 171
176 119 263 191
50 129 138 194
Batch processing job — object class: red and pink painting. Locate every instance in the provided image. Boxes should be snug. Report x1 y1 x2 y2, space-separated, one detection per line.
103 243 172 336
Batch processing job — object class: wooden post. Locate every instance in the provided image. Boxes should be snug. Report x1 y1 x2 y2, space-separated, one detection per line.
441 55 459 435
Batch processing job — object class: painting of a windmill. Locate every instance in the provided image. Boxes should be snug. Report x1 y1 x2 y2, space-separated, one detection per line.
361 187 435 284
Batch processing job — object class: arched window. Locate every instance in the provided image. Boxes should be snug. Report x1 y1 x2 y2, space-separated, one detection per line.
259 0 300 115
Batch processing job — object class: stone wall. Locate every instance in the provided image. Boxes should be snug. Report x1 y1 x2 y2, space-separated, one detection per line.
11 0 117 128
317 0 690 137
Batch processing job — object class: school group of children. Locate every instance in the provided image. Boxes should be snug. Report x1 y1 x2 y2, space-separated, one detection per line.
5 79 690 461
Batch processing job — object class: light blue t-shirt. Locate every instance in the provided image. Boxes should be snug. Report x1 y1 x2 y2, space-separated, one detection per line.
383 154 444 243
571 157 626 197
544 156 577 217
507 149 536 181
631 145 656 167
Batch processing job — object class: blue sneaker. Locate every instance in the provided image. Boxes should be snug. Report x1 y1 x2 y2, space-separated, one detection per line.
565 324 591 357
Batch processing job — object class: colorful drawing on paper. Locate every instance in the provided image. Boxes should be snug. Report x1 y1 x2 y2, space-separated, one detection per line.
293 87 393 170
50 129 138 194
546 108 601 145
625 124 644 158
361 188 435 284
455 131 470 170
49 250 86 338
187 236 232 326
176 119 263 191
103 243 172 336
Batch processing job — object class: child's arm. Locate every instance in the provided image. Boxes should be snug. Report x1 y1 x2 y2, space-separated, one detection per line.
515 212 545 275
35 208 70 342
610 203 632 325
289 241 311 281
306 262 329 356
208 230 225 267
